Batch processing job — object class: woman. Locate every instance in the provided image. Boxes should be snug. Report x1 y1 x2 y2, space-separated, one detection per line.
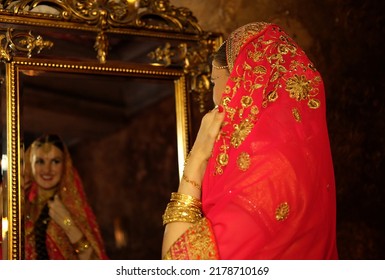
24 134 107 259
162 22 338 259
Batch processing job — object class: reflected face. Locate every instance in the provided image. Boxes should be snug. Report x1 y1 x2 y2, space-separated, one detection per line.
31 144 64 190
211 66 229 106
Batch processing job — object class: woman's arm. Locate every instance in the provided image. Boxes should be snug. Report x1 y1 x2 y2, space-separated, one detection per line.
161 106 224 257
48 195 96 259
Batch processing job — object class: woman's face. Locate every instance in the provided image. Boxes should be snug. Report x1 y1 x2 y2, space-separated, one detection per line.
211 66 229 106
31 144 64 190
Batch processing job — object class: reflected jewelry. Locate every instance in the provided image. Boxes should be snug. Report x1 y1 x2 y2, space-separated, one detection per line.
63 217 72 227
212 63 228 70
73 236 91 254
162 192 203 225
182 173 201 190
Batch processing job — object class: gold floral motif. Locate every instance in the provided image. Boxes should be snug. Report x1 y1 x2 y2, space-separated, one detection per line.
217 152 229 167
215 143 229 175
239 95 253 117
253 65 267 75
275 202 290 221
308 98 321 109
248 49 263 62
292 108 301 122
267 90 278 102
231 119 253 148
237 152 251 171
241 96 253 108
249 106 260 121
286 74 311 101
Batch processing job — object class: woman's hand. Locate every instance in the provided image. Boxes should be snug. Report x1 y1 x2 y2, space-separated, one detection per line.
190 106 225 162
48 195 82 243
48 195 95 259
174 106 225 199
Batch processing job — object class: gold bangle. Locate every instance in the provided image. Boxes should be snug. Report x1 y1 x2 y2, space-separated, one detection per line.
162 206 203 225
162 192 203 225
182 174 201 190
170 192 201 208
73 236 91 254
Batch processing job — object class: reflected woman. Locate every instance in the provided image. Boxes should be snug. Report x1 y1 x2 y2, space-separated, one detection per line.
24 134 107 259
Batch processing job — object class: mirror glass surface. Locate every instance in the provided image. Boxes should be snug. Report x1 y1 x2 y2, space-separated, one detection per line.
19 66 182 259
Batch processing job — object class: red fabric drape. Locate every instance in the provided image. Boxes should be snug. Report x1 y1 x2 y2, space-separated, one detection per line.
166 22 338 260
202 23 338 259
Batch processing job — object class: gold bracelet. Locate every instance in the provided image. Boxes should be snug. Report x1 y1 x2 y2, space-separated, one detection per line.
162 206 203 225
162 192 203 225
170 192 202 208
73 236 91 254
182 173 201 190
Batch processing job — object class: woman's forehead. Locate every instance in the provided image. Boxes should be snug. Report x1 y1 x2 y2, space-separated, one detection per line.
33 144 63 157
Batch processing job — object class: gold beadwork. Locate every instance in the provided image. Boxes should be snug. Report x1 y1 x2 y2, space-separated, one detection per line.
237 152 251 171
275 202 290 221
73 237 91 254
63 217 72 227
292 108 301 122
212 63 228 70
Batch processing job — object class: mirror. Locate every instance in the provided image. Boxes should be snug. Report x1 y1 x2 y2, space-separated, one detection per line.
0 0 221 259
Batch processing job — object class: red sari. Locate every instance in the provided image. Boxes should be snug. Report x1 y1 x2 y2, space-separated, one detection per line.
165 22 338 259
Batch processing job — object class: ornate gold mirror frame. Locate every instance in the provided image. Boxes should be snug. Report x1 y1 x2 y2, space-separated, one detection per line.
0 0 221 259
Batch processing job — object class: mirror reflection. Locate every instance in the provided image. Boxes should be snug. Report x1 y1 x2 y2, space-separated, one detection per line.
24 133 108 259
20 69 181 259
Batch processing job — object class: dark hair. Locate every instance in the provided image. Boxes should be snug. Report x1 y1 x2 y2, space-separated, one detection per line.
212 41 227 67
33 134 65 152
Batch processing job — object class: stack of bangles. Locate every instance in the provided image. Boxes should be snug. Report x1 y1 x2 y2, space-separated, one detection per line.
162 192 203 226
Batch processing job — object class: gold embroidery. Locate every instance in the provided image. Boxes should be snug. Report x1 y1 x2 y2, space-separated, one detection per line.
239 95 253 118
308 98 321 109
215 143 229 175
286 74 311 101
253 65 267 75
231 119 253 148
275 202 290 221
214 24 324 177
286 74 322 109
248 49 263 62
308 63 317 71
241 96 253 108
163 218 219 260
227 22 269 72
267 90 278 102
237 152 251 171
292 108 301 122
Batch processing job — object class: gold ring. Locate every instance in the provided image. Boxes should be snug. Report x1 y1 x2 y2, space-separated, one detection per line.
63 218 72 227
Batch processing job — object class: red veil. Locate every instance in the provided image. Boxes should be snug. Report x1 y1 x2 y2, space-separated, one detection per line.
166 23 338 259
